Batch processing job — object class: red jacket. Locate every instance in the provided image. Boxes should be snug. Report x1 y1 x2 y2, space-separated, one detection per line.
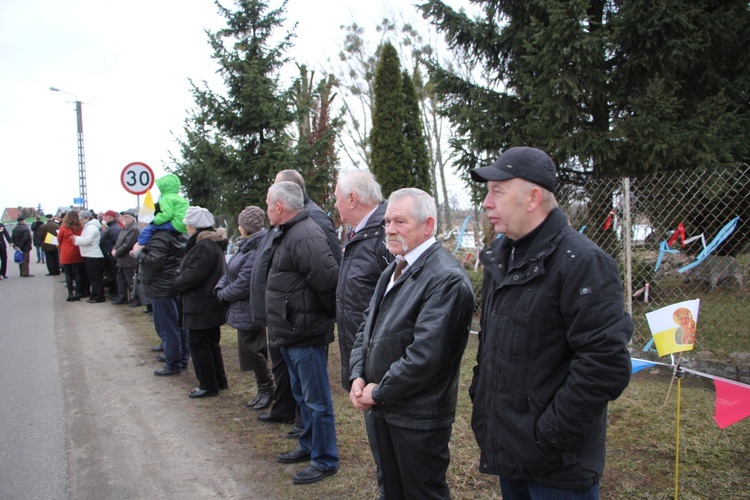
58 224 84 265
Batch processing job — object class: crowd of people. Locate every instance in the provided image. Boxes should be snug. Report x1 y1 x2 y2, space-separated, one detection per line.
4 148 634 498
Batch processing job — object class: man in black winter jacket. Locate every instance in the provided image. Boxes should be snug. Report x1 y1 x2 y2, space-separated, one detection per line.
334 170 392 498
349 188 475 500
135 227 188 376
469 147 633 499
11 217 33 277
264 181 340 486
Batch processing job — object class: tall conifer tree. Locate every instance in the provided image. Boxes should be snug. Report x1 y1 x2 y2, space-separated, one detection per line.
370 42 407 197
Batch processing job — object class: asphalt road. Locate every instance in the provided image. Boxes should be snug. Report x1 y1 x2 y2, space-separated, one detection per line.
0 261 68 499
0 260 256 499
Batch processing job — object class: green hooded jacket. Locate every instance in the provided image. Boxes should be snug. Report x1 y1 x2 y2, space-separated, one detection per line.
154 174 188 233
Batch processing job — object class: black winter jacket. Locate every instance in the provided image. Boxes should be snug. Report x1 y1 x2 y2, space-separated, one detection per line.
265 211 339 348
349 241 475 429
335 202 392 389
137 230 187 299
304 197 342 264
100 222 122 258
215 229 267 330
470 208 633 490
11 223 32 252
174 228 228 330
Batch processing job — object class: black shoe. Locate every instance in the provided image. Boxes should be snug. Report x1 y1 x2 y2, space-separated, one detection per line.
150 345 164 352
21 275 34 277
154 367 181 376
285 426 304 439
188 387 219 398
246 393 262 408
258 413 294 424
218 384 229 391
156 354 167 362
276 446 311 464
251 391 274 410
66 296 75 302
292 464 338 485
112 299 128 305
87 298 105 303
128 301 141 307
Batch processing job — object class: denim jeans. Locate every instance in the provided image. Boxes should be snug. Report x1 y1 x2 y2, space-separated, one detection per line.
281 346 338 471
152 297 189 371
500 477 599 500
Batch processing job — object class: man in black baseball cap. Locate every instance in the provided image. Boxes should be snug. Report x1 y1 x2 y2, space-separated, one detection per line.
470 146 557 194
468 146 633 499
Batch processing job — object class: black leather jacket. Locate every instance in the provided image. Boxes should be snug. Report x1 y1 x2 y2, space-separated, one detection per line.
349 241 475 429
335 202 393 389
470 208 633 490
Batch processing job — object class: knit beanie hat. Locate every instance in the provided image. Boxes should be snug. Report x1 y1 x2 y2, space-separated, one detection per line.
183 206 215 228
238 206 264 234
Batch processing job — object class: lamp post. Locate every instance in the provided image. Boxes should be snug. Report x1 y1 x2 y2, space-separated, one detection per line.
50 87 88 209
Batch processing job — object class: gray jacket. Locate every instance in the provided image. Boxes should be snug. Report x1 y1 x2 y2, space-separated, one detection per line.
113 222 140 268
216 229 267 330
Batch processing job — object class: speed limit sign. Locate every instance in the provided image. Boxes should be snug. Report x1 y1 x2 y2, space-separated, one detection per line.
121 162 155 195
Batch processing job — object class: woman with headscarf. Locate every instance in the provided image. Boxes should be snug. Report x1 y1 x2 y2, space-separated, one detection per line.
173 206 229 398
57 211 85 301
215 206 275 409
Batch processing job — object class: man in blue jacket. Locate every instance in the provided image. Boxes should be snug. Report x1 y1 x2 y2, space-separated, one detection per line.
469 147 633 499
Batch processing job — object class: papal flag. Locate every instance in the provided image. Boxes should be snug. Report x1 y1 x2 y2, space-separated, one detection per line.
139 189 155 223
645 299 700 357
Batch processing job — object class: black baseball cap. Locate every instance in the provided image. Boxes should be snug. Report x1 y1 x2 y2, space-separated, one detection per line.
470 146 557 193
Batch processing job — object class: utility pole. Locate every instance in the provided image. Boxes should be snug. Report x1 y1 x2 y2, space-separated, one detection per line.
50 87 88 209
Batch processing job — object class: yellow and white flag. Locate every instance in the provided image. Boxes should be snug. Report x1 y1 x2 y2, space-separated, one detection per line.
139 190 155 223
645 299 700 357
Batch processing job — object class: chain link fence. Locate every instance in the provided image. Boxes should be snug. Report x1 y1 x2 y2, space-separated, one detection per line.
444 165 750 369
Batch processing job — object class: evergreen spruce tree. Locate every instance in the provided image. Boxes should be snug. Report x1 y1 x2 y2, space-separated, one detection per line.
170 0 295 216
370 42 407 198
420 0 750 179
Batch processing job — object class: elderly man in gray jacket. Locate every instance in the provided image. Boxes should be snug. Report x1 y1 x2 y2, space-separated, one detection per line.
111 210 140 305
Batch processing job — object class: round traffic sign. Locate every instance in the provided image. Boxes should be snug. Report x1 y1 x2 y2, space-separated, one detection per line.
121 162 155 195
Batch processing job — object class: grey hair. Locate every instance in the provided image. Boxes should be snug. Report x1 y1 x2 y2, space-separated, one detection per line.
268 181 304 212
337 170 383 206
517 178 559 211
388 188 437 237
275 169 306 191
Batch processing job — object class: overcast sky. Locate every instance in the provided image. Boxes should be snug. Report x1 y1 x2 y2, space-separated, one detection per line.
0 0 473 216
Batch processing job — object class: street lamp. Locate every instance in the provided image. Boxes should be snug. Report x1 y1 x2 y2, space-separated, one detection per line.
50 87 88 209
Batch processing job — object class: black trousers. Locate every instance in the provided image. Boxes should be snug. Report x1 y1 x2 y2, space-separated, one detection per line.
116 266 136 301
0 247 7 277
103 256 118 296
62 263 84 297
189 326 227 392
44 250 60 275
267 343 300 425
84 257 105 301
372 417 452 500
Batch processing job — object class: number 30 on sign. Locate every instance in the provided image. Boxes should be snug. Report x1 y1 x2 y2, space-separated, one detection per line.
121 162 155 195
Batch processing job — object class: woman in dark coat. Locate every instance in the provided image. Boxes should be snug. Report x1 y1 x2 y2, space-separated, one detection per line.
215 206 275 409
173 207 229 398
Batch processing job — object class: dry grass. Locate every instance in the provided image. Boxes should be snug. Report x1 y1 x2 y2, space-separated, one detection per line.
127 309 750 499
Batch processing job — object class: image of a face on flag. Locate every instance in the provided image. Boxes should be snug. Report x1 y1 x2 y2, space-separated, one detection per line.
646 299 700 356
